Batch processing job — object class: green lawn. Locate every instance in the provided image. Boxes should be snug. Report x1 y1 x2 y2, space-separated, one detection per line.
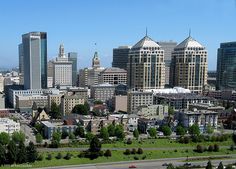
3 147 236 169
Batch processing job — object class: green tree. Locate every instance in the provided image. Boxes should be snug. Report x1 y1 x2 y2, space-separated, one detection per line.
7 140 18 164
34 123 44 136
176 125 186 136
84 101 90 111
100 127 109 140
61 130 69 139
206 160 213 169
36 133 43 144
72 104 88 115
188 124 200 136
133 129 139 139
17 141 26 164
232 133 236 145
26 141 38 163
218 162 224 169
86 132 94 142
161 125 172 136
148 128 157 138
104 149 112 157
74 126 85 137
206 124 214 134
51 131 61 148
49 102 61 119
115 125 125 140
107 124 115 137
0 132 10 145
69 132 76 140
168 106 174 115
0 144 6 166
89 136 101 153
12 131 25 144
94 100 103 105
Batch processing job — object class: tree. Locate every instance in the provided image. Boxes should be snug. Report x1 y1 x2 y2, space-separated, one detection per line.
51 131 61 148
86 132 94 142
12 131 25 144
72 104 88 115
0 144 6 166
89 136 102 159
107 124 115 137
34 123 44 136
36 133 43 144
100 127 109 140
0 132 10 145
137 148 143 154
26 141 38 163
94 100 103 105
206 124 214 134
168 106 174 115
115 125 125 140
84 101 90 112
232 133 236 145
74 126 85 137
49 102 61 119
188 124 200 136
7 140 18 164
206 160 213 169
148 128 157 138
61 130 69 139
218 162 224 169
133 129 139 139
17 141 26 164
176 125 186 136
104 149 112 157
69 132 76 140
161 125 172 136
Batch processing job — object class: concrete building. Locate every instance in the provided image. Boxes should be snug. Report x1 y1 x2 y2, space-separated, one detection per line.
0 94 5 109
90 83 115 102
53 44 73 88
207 70 217 87
99 67 127 85
0 118 20 135
127 91 153 113
0 74 4 92
175 109 218 133
47 60 54 88
66 87 88 101
68 52 78 86
127 114 139 132
18 43 24 85
112 95 127 112
188 103 225 113
137 104 168 120
48 93 64 109
61 94 85 115
22 32 47 89
112 46 131 70
138 118 159 134
217 42 236 90
127 35 165 90
170 35 208 93
157 41 177 86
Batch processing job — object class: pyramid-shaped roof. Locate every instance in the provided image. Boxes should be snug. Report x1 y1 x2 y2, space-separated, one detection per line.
175 36 204 49
132 36 160 49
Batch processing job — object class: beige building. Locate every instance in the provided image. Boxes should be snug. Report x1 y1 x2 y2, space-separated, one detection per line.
90 83 115 102
15 95 48 109
112 95 127 112
48 93 64 109
61 94 85 115
137 104 168 120
0 74 4 92
127 91 153 113
127 35 165 90
99 67 127 85
170 35 208 93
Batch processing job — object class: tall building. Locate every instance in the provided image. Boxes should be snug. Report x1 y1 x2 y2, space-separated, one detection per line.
99 67 127 85
68 52 78 86
47 60 54 88
216 42 236 90
18 43 24 85
92 51 100 68
22 32 47 89
170 35 208 93
112 46 131 70
53 44 72 88
127 35 165 90
157 41 177 86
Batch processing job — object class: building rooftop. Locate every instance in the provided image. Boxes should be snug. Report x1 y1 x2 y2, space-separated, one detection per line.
175 36 204 49
132 36 160 49
145 87 191 94
101 67 127 73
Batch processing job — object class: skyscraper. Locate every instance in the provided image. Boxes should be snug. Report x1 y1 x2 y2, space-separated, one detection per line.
22 32 47 89
127 35 165 90
170 36 207 93
217 42 236 90
68 52 78 86
18 43 24 85
112 46 131 70
157 41 177 86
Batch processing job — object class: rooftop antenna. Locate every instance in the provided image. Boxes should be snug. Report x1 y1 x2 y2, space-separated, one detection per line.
189 29 191 37
145 27 148 36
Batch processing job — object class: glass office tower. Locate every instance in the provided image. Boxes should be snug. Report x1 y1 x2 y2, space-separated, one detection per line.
68 52 78 86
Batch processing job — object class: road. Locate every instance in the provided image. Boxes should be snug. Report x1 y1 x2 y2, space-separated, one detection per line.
21 123 36 144
36 156 236 169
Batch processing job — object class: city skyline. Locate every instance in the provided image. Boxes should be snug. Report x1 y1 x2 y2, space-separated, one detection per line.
0 0 236 70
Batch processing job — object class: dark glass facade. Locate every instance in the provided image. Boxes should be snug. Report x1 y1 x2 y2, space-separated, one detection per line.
68 52 78 86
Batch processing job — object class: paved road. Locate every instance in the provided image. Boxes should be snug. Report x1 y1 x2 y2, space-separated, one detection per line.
36 156 236 169
21 123 36 144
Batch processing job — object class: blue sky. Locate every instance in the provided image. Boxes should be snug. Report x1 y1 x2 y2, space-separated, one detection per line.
0 0 236 70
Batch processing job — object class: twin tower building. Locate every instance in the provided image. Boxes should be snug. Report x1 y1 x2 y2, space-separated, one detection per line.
115 34 207 94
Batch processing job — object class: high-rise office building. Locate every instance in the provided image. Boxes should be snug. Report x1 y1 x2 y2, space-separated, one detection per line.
53 44 72 88
18 43 24 85
157 41 177 86
217 42 236 90
68 52 78 86
47 60 54 88
127 35 165 90
22 32 47 89
112 46 131 70
170 36 207 93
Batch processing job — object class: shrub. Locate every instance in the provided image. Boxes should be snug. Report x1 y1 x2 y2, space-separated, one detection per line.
98 150 104 156
142 155 146 160
184 136 190 144
131 148 136 154
126 138 132 145
64 153 72 160
196 144 204 153
124 149 131 155
56 152 62 159
37 154 43 161
46 154 52 160
208 145 214 152
214 144 219 152
78 151 86 158
134 156 139 160
230 144 234 151
137 148 143 154
174 149 178 152
104 149 112 157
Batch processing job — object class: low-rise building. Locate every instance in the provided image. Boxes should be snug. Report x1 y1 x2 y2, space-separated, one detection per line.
61 94 85 115
0 118 20 134
137 104 168 120
188 103 225 112
90 83 115 102
127 114 139 132
48 93 64 109
112 95 127 112
67 87 88 100
138 118 159 134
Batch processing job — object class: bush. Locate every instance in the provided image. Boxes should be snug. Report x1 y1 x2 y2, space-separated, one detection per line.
196 144 204 153
64 153 72 160
56 152 62 159
137 148 143 154
124 149 131 155
37 154 43 161
46 154 52 160
126 138 132 145
134 156 139 160
131 148 136 154
230 144 234 151
214 144 219 152
208 145 214 152
142 155 146 160
98 151 104 156
78 151 86 158
104 149 112 157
